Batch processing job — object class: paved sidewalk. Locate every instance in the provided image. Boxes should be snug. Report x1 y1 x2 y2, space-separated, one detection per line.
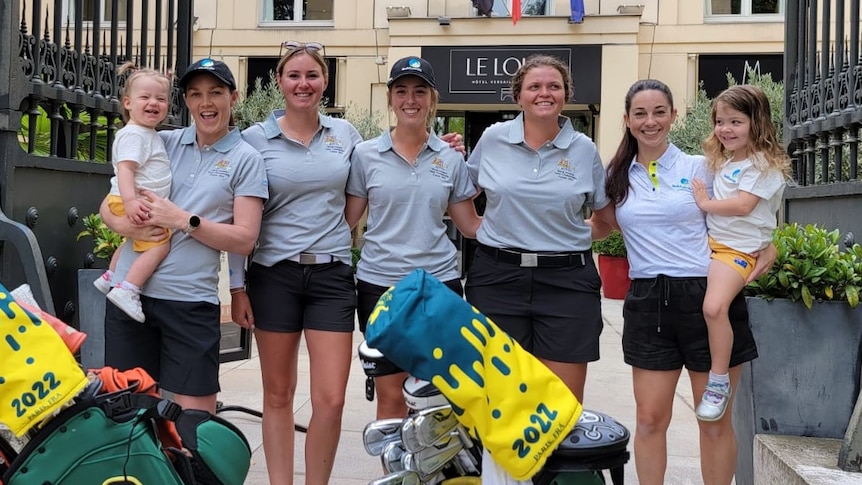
218 297 705 485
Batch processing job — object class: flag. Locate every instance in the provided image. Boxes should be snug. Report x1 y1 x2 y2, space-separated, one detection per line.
570 0 585 23
512 0 521 25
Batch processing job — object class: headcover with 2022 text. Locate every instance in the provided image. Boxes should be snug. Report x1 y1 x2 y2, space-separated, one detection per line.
365 269 583 480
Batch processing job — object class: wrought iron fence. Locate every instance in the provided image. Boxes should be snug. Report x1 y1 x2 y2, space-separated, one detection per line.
0 0 193 325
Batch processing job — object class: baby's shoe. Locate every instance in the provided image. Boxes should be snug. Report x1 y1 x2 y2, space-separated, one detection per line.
107 286 145 323
93 272 112 295
695 380 732 421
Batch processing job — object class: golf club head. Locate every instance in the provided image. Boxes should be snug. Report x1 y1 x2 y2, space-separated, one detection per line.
400 415 424 453
411 432 464 480
368 469 421 485
364 418 406 456
412 404 458 449
381 440 407 474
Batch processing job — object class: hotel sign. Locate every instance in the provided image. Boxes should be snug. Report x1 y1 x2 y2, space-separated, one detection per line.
422 45 602 105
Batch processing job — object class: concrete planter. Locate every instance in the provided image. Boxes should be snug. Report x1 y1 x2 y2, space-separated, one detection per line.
733 297 862 485
77 268 107 370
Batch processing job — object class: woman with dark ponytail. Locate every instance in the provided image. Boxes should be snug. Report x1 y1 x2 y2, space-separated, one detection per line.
592 79 776 485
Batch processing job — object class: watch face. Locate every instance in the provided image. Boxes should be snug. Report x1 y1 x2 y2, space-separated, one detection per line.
190 215 201 227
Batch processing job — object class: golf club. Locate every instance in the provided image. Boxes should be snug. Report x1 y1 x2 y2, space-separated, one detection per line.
368 469 421 485
364 418 406 456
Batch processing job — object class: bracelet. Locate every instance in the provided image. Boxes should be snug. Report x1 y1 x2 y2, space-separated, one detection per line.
230 287 246 294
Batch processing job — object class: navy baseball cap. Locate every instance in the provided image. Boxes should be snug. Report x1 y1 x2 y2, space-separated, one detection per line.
387 57 436 89
179 58 237 91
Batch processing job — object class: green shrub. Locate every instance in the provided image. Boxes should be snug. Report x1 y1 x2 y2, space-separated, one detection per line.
745 223 861 309
592 230 627 258
76 213 125 261
669 70 784 155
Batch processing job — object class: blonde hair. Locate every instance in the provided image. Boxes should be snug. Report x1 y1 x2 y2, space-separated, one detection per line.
117 62 171 124
703 84 791 178
276 45 328 79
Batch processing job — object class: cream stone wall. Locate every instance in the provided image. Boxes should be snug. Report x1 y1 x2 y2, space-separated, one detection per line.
182 0 789 162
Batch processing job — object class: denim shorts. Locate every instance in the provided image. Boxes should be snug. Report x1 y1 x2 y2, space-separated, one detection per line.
622 275 758 372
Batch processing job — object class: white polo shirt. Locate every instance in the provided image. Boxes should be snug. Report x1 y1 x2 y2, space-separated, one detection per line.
113 126 269 304
615 143 712 279
466 113 609 252
347 129 476 287
242 111 362 267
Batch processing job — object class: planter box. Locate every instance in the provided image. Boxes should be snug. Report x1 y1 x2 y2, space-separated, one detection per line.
78 268 107 370
597 255 630 300
733 297 862 485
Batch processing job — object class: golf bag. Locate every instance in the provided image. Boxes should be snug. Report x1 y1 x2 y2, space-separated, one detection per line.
0 368 251 485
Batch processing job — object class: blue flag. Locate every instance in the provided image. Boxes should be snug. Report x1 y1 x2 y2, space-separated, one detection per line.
570 0 585 23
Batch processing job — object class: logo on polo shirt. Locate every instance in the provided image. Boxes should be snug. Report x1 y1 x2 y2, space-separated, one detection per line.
671 177 691 190
429 157 449 180
207 159 233 178
324 134 345 155
554 158 575 181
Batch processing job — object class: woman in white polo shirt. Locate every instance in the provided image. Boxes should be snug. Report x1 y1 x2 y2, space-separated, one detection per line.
592 78 776 485
464 54 614 403
345 56 481 419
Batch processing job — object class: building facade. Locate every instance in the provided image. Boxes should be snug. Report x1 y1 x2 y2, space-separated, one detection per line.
190 0 785 160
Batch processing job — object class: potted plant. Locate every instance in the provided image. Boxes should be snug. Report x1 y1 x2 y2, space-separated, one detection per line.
76 213 124 262
733 222 862 484
592 230 629 300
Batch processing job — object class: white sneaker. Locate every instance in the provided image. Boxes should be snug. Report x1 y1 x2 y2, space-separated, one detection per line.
93 275 112 295
695 381 732 422
107 287 145 323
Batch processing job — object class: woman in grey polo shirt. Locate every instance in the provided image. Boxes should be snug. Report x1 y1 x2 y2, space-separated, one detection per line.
100 59 268 414
228 42 359 485
464 54 614 403
593 79 775 485
345 56 481 420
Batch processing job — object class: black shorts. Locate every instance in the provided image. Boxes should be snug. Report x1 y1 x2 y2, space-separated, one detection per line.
622 275 758 372
105 296 221 396
247 260 356 333
465 246 603 363
356 278 464 333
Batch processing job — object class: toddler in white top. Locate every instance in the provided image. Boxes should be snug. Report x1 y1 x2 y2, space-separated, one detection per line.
94 63 173 323
691 84 790 421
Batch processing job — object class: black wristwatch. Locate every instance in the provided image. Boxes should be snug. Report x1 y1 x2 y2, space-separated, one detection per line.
184 214 201 234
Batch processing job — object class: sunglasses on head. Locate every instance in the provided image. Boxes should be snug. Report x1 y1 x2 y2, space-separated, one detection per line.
280 41 325 57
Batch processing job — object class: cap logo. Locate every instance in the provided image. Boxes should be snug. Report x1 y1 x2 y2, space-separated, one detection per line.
200 59 215 68
408 58 422 69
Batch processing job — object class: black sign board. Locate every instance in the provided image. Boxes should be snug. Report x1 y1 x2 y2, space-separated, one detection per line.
698 54 783 98
245 56 337 108
422 45 602 105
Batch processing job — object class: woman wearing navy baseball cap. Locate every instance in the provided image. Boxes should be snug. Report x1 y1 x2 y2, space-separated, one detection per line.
346 56 481 419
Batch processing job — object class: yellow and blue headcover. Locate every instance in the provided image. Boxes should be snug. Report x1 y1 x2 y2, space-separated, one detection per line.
366 269 582 480
0 284 88 436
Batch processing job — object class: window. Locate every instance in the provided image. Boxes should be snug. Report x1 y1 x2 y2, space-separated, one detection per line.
706 0 783 17
70 0 127 23
478 0 549 17
262 0 333 22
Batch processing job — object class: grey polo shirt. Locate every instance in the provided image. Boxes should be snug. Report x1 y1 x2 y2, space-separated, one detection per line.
615 143 713 279
466 113 609 252
113 126 269 304
347 130 476 287
242 111 362 267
